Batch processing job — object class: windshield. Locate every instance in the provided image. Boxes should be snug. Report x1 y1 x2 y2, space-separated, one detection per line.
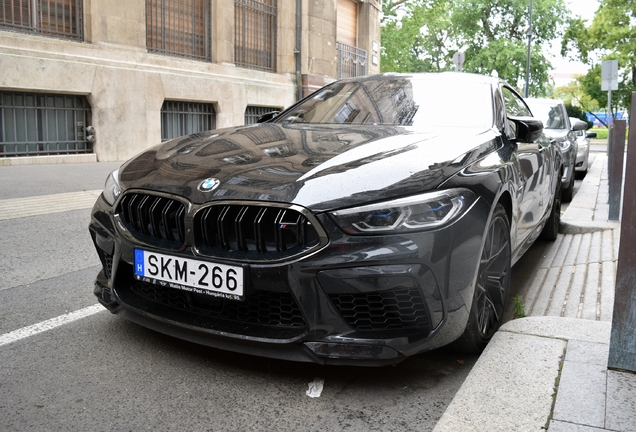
528 102 566 129
273 76 494 129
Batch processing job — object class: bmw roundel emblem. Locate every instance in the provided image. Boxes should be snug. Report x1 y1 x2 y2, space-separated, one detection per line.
198 178 221 192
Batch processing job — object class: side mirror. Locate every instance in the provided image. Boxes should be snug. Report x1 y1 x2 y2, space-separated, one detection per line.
571 118 588 131
509 116 544 143
586 131 597 138
256 111 281 123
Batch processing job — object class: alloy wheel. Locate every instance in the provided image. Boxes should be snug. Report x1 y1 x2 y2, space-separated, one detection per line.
475 210 511 340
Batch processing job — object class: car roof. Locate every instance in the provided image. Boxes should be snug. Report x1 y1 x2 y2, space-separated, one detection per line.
344 72 504 87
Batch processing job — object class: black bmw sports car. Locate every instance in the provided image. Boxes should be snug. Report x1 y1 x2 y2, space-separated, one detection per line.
89 73 562 365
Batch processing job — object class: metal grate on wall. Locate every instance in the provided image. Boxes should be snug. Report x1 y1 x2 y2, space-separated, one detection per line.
0 91 92 157
0 0 83 40
244 106 280 125
337 42 368 79
234 0 277 72
161 101 216 141
146 0 211 61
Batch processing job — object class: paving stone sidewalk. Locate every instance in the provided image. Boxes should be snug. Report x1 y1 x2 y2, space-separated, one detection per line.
435 153 636 432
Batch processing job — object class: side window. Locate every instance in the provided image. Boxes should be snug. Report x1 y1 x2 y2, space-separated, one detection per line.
493 89 508 134
501 86 532 139
502 87 531 117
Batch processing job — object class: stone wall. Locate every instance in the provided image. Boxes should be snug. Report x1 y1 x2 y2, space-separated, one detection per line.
0 0 380 162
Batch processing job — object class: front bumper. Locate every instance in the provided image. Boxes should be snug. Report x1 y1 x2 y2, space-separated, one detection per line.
575 143 589 172
560 146 577 183
89 193 489 365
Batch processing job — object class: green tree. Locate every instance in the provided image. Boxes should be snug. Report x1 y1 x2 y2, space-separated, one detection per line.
380 0 455 73
561 0 636 114
452 0 568 94
565 103 592 128
554 77 602 124
380 0 569 94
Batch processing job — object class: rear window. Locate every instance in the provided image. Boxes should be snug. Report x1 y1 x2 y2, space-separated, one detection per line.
528 102 566 129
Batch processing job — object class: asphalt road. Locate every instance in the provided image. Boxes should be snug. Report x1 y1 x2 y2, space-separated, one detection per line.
0 162 478 431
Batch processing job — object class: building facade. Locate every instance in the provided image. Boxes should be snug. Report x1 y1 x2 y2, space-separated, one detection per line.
0 0 381 162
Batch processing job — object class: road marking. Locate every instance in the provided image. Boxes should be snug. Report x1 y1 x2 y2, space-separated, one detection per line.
0 190 102 220
0 304 104 347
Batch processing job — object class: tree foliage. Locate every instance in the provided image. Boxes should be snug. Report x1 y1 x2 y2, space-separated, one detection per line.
381 0 455 73
380 0 569 94
561 0 636 113
453 0 567 94
564 103 592 128
553 77 602 124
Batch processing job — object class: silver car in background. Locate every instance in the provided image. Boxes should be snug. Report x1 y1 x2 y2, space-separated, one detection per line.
570 117 596 179
525 99 586 202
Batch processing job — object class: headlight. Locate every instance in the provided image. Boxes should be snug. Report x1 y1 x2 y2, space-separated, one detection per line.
102 169 121 206
329 189 477 235
556 139 571 153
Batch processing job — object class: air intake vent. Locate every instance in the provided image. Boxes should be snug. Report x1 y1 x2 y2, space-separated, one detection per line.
194 204 322 262
118 193 186 249
329 288 432 331
96 248 113 279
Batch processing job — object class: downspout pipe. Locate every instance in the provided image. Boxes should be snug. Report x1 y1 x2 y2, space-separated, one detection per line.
295 0 302 101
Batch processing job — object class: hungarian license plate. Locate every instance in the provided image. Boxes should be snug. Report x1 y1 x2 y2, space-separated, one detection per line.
134 249 244 300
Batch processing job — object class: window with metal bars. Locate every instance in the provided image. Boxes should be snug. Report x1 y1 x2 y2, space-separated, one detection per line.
146 0 210 61
0 0 83 40
234 0 277 72
335 0 367 79
244 106 280 125
0 91 92 157
161 101 216 141
337 42 367 79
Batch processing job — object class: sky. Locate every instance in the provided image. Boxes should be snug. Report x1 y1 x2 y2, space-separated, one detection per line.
549 0 600 76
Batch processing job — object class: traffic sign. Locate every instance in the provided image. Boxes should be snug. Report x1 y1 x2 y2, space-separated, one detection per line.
453 52 465 72
602 60 618 91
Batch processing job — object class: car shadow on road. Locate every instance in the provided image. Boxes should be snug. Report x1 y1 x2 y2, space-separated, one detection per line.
91 315 479 430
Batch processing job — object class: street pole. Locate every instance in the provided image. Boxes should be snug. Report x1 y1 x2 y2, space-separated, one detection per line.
607 88 612 157
524 0 534 97
608 88 612 128
602 60 618 156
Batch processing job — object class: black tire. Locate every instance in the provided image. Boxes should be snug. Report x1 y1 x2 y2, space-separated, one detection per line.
453 204 511 354
561 176 574 202
575 168 587 180
540 176 561 241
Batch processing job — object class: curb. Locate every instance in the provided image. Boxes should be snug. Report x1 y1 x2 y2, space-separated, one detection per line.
559 220 620 234
0 154 97 166
433 317 611 432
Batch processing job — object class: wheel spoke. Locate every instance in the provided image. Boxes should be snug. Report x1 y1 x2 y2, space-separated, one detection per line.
475 214 511 340
478 294 499 335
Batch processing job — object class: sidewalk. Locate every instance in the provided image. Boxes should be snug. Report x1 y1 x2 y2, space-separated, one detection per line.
434 153 636 432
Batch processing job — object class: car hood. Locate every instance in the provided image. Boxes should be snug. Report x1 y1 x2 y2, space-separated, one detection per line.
118 123 498 212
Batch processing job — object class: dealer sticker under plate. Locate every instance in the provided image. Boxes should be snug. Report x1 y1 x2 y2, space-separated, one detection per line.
134 249 244 300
